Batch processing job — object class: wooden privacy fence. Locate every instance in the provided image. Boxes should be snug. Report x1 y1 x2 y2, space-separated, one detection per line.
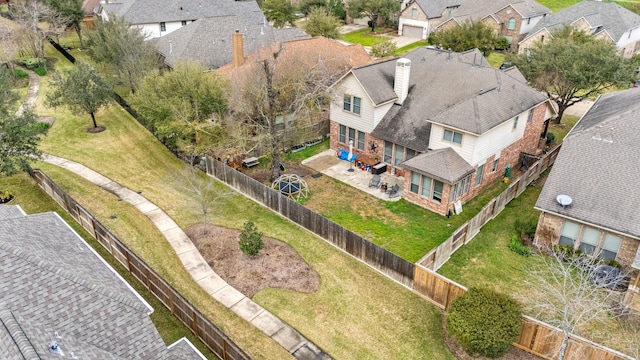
32 170 250 360
418 145 562 270
206 157 415 288
413 265 633 360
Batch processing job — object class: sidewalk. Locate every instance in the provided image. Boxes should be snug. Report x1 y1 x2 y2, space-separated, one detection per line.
42 154 330 360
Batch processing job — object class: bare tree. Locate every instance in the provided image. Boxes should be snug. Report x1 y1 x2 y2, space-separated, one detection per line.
175 166 233 235
522 247 629 360
0 20 21 72
11 0 70 60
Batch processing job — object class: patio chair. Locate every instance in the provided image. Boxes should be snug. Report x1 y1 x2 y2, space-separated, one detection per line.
387 184 400 198
368 174 381 188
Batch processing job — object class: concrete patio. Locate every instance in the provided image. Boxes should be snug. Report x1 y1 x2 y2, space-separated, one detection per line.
302 149 405 201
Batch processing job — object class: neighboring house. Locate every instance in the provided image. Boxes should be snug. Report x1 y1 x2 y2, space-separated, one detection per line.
398 0 549 51
81 0 101 29
533 89 640 311
0 205 206 359
154 15 309 69
519 1 640 59
329 47 555 215
99 0 264 39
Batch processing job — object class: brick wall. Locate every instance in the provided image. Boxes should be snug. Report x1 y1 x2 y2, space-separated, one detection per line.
495 5 524 52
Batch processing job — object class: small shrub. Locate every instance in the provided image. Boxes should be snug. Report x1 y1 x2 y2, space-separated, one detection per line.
514 217 537 240
14 69 28 78
20 57 44 69
238 220 264 257
446 287 522 358
509 234 532 256
33 67 47 76
546 132 555 144
370 39 397 58
30 122 50 132
0 189 13 203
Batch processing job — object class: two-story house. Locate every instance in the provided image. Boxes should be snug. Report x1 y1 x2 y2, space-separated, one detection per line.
99 0 264 39
534 89 640 311
398 0 549 51
519 1 640 59
329 47 555 215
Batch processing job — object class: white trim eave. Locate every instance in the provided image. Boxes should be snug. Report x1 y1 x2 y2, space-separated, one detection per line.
536 208 640 242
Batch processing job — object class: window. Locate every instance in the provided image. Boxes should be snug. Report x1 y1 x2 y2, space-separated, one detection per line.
540 35 545 43
527 110 533 123
474 165 484 186
394 145 404 167
181 20 187 26
513 115 519 130
526 17 531 25
357 132 365 151
348 128 355 145
160 22 166 31
384 141 393 163
579 228 601 255
449 184 457 202
339 125 346 143
406 148 416 161
443 129 462 144
432 180 443 203
421 175 431 197
559 221 579 247
492 159 499 172
505 35 513 44
410 172 420 193
507 18 516 30
343 95 361 115
411 7 417 19
275 115 285 131
601 234 622 261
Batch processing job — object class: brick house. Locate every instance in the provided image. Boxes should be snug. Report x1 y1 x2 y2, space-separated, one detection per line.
398 0 549 51
534 89 640 311
329 47 555 215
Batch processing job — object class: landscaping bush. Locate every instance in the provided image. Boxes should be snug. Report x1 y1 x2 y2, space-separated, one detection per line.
14 68 28 78
238 220 264 257
33 67 47 76
20 57 44 70
446 287 522 358
370 39 397 58
545 132 555 144
509 234 532 256
30 122 50 132
514 217 536 241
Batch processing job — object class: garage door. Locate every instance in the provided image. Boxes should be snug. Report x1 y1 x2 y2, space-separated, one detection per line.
403 25 423 39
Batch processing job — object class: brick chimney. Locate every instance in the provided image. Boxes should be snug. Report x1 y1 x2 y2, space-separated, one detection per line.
232 30 244 68
394 58 411 105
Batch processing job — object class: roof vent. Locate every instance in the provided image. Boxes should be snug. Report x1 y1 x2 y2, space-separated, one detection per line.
49 341 64 355
556 194 572 208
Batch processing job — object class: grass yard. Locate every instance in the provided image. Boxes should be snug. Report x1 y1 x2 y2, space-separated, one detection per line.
547 114 579 142
535 0 582 12
1 173 219 360
32 41 456 360
395 40 429 56
341 28 389 46
486 52 506 68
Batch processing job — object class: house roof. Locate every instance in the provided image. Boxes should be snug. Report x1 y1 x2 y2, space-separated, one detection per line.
82 0 101 15
520 1 640 44
535 89 640 244
403 147 475 183
356 47 548 151
217 36 372 78
411 0 463 19
0 206 205 360
442 0 549 25
101 0 264 25
153 16 309 69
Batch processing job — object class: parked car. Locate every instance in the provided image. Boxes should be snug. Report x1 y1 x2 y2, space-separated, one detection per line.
499 62 512 70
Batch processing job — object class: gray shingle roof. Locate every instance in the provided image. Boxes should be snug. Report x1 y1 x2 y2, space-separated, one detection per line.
154 16 309 69
435 0 549 24
359 47 547 151
413 0 463 18
521 1 640 43
0 208 205 359
403 147 474 183
0 205 25 219
535 89 640 243
102 0 264 25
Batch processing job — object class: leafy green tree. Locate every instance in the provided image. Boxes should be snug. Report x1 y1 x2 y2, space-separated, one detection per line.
0 69 19 119
262 0 297 28
46 62 113 130
510 26 634 124
0 111 48 176
303 6 341 39
130 62 228 153
446 287 522 358
370 38 396 57
328 0 345 20
299 0 326 16
238 220 264 257
429 20 502 56
85 16 160 94
346 0 399 32
43 0 85 48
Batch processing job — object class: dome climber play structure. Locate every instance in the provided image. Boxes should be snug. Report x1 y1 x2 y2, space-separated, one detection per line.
271 174 309 200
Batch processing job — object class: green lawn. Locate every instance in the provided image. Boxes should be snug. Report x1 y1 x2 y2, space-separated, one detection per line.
2 173 218 360
535 0 582 12
395 40 428 56
341 28 388 46
31 41 456 360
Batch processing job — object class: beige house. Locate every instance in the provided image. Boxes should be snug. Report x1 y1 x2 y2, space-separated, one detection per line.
534 89 640 311
519 1 640 59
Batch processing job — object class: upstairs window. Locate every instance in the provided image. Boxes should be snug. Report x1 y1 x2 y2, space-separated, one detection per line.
411 7 417 19
443 129 462 144
513 115 519 130
507 18 516 30
181 20 187 26
160 22 166 31
343 95 361 115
